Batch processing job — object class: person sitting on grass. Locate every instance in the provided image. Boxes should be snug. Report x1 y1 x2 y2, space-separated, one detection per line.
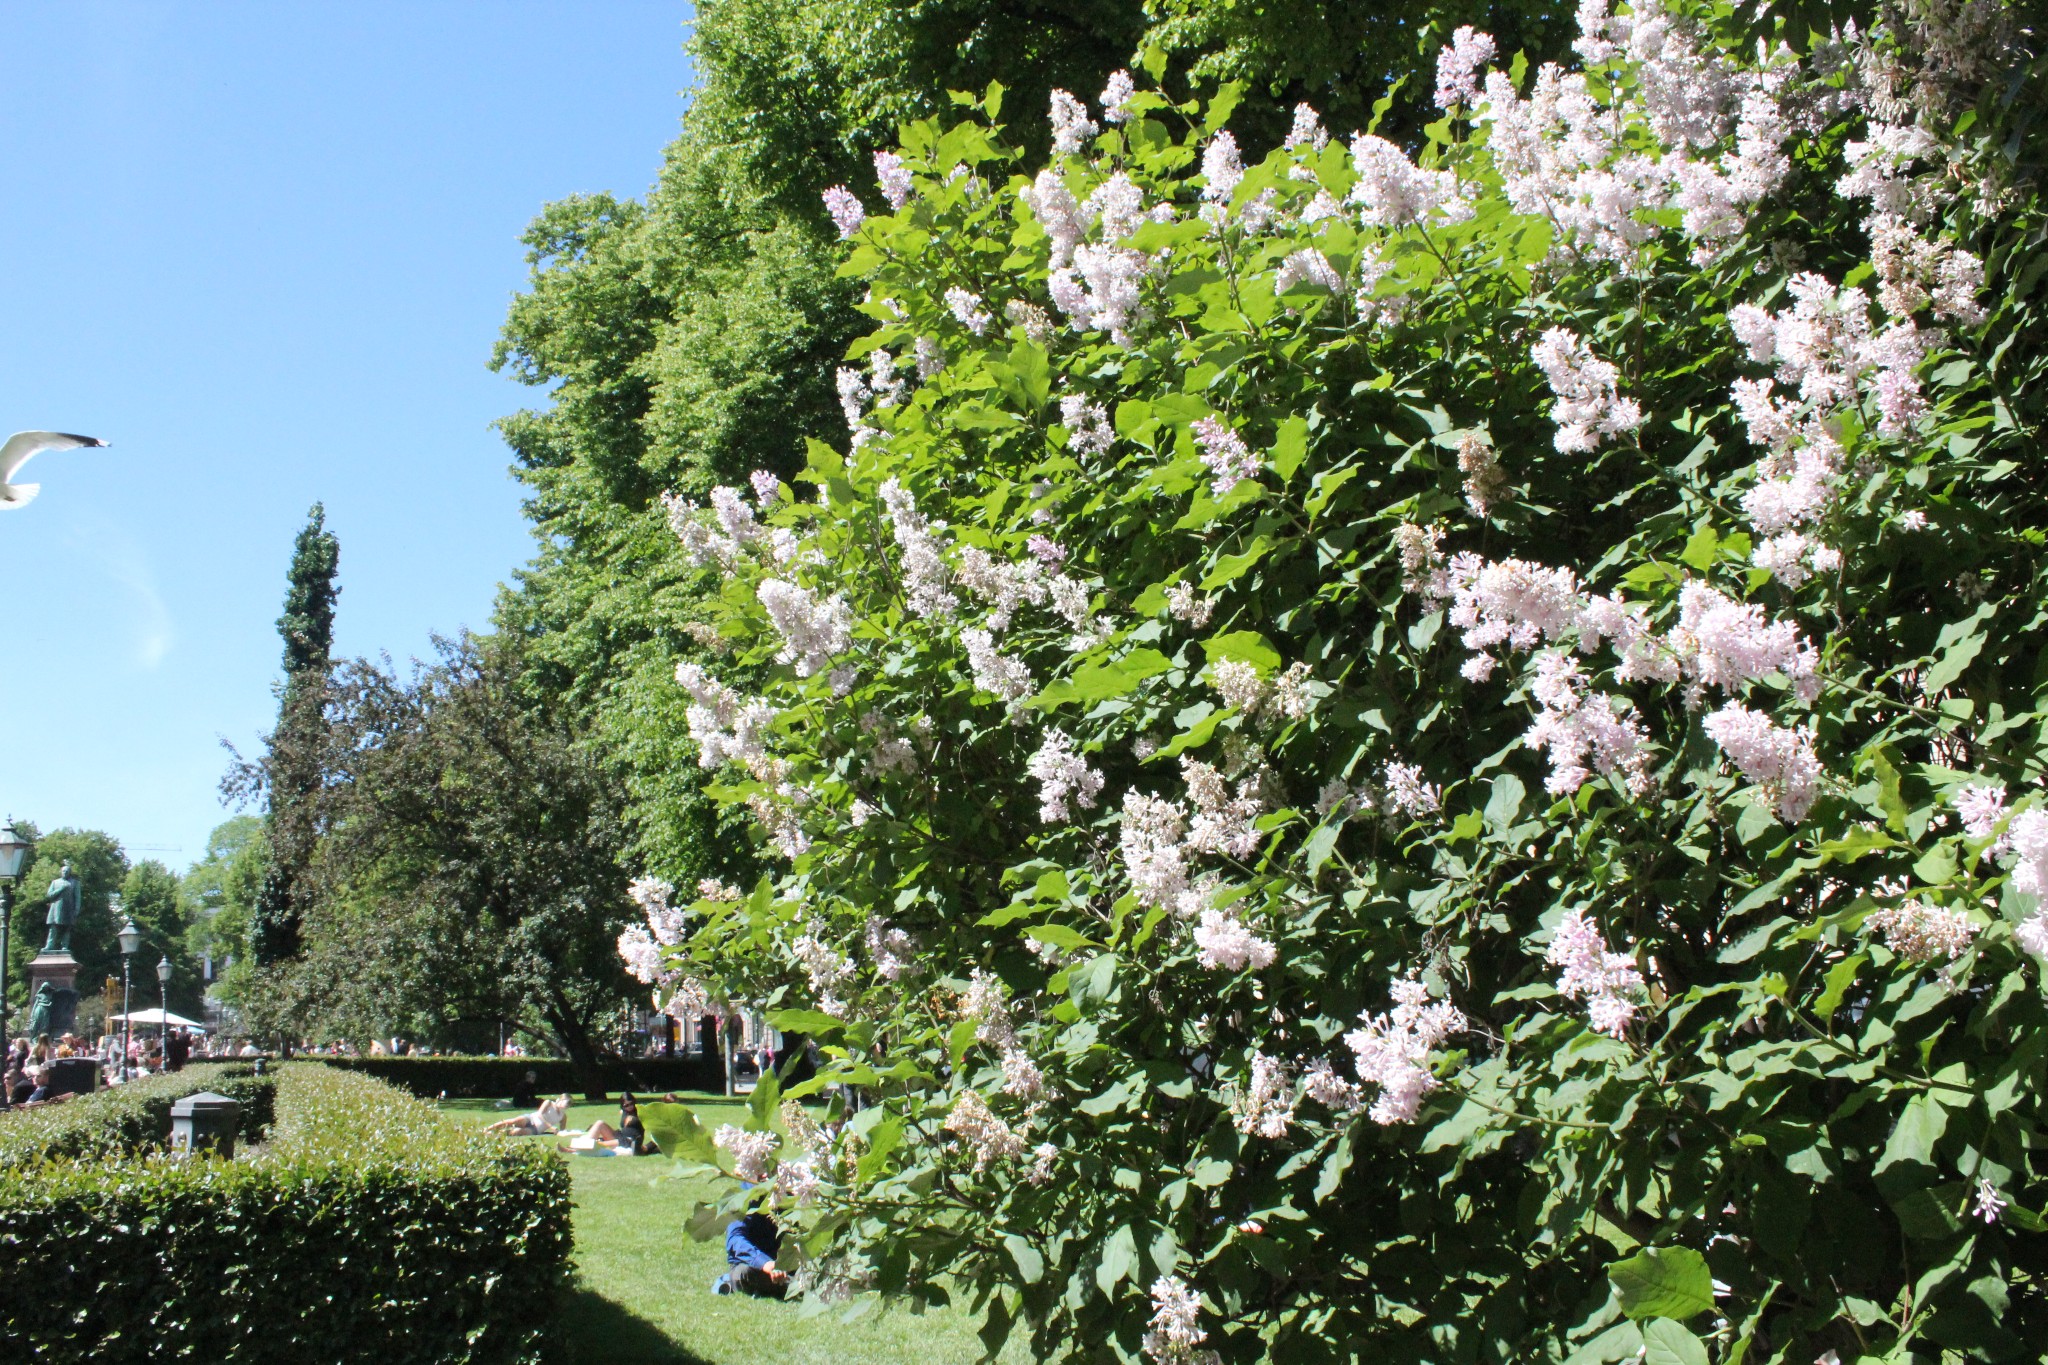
484 1093 570 1136
713 1209 787 1298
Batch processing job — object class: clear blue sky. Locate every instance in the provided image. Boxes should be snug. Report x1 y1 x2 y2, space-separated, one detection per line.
0 1 693 871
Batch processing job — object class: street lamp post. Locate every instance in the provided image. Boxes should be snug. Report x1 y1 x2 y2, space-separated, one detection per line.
156 956 172 1056
118 915 142 1082
0 818 35 1108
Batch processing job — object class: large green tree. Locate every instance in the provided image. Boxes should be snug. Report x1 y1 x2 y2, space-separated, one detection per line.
265 635 640 1076
245 504 340 966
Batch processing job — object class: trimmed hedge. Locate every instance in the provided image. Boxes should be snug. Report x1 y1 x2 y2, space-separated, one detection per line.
0 1063 274 1168
0 1065 570 1364
316 1052 723 1099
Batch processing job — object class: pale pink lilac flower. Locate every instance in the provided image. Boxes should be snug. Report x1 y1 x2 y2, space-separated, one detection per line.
962 628 1034 707
1193 907 1276 972
675 663 777 771
1344 978 1466 1125
1285 103 1328 150
878 478 958 617
1348 134 1469 226
755 579 853 677
1100 70 1136 124
1383 761 1442 817
1049 89 1098 156
1954 784 2008 840
1274 248 1343 293
1435 26 1498 109
1192 417 1259 496
1026 728 1104 823
1120 790 1191 911
1546 908 1645 1036
1230 1053 1296 1137
1302 1057 1362 1111
1973 1179 2007 1224
873 150 913 209
1027 1142 1059 1184
1531 327 1644 452
1897 509 1929 531
1201 132 1244 205
1700 702 1823 821
715 1126 780 1183
1521 653 1654 796
1165 581 1215 627
1020 170 1089 270
1060 394 1115 455
2016 912 2048 959
945 287 992 335
822 185 865 238
1143 1276 1220 1365
1864 899 1979 962
943 1090 1026 1171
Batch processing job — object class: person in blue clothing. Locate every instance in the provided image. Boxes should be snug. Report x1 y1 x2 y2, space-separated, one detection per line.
713 1209 787 1298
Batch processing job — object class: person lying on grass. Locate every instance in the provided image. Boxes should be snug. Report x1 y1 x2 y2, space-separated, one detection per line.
563 1094 661 1155
712 1210 786 1298
484 1093 569 1136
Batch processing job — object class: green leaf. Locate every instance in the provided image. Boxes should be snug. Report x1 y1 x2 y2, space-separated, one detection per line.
1641 1319 1710 1365
1026 924 1092 952
1607 1247 1714 1322
1921 602 1995 695
640 1103 721 1167
1269 416 1308 481
1033 649 1170 708
1095 1224 1137 1293
1005 1234 1044 1284
1678 526 1720 572
766 1009 843 1037
1875 1093 1948 1176
1200 630 1282 673
747 1066 780 1131
1201 537 1272 590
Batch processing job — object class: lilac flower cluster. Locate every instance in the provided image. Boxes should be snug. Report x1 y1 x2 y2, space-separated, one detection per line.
1545 908 1646 1036
1142 1277 1221 1365
1344 978 1467 1125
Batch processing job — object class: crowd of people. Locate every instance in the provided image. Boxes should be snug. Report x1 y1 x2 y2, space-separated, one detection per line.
3 1027 261 1107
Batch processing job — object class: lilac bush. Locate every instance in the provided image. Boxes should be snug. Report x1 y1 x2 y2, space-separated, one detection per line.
632 4 2048 1359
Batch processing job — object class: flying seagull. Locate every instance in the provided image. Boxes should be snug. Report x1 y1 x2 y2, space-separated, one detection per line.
0 430 109 509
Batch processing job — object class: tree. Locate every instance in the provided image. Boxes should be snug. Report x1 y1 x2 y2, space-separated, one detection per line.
272 634 641 1079
180 815 267 1011
245 504 340 965
119 860 203 1018
634 5 2048 1360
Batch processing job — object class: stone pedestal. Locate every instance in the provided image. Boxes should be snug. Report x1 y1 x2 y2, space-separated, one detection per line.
25 951 80 1041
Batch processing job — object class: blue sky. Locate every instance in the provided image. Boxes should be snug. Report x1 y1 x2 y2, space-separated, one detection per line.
0 2 693 869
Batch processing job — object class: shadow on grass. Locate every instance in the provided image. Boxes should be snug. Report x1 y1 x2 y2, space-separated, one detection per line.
557 1285 714 1365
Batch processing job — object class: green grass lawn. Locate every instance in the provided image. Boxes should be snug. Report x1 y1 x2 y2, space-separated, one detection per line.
439 1096 1023 1365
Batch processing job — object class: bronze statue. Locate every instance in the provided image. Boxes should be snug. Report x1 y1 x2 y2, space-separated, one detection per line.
32 860 82 956
26 982 59 1041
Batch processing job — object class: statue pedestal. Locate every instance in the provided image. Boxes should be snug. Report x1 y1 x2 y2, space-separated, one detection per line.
26 952 81 1041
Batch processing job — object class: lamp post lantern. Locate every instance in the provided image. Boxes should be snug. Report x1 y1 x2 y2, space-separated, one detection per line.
0 817 35 1108
156 956 172 1052
118 914 142 1081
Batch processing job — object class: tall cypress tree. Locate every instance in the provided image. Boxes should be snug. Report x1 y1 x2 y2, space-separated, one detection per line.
250 504 339 966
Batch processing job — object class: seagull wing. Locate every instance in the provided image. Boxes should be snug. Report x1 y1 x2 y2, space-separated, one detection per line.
0 430 108 485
